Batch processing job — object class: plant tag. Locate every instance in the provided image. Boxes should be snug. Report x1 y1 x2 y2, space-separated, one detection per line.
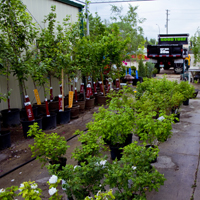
86 84 90 99
116 79 120 89
33 89 41 105
106 83 110 93
80 83 84 94
89 84 93 96
75 87 78 102
99 81 103 94
93 82 97 94
24 102 35 121
175 109 178 114
158 116 165 121
58 95 63 112
68 91 74 108
25 95 30 102
45 98 50 116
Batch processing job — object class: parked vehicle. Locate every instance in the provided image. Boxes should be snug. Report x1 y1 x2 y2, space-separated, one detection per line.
147 34 189 73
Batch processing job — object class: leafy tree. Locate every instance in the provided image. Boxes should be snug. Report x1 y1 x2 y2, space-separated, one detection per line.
190 29 200 65
0 0 38 100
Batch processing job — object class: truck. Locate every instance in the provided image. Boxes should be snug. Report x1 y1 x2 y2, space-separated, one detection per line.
147 34 189 74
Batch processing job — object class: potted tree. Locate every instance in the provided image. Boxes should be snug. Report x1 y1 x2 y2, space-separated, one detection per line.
0 0 38 127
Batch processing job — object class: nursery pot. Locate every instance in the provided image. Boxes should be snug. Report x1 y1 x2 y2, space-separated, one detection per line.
96 94 109 106
0 130 11 150
183 99 189 105
85 98 95 109
109 144 123 160
1 108 20 127
145 145 157 163
21 117 43 138
49 157 67 171
33 103 47 115
74 100 85 113
193 89 198 98
124 134 133 146
42 112 57 130
20 106 38 119
49 100 59 112
70 105 80 119
57 108 71 124
174 113 180 123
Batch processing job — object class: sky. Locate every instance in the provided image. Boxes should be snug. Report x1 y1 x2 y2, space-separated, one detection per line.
84 0 200 40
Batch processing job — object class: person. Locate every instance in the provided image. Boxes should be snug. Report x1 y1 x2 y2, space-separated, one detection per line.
185 54 191 70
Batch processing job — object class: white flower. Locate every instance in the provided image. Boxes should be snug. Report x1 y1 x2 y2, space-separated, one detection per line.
49 175 58 184
100 160 107 166
62 180 66 191
73 165 80 171
31 184 38 189
34 190 39 194
0 188 5 193
19 183 24 192
158 116 165 121
97 190 101 196
132 166 137 170
48 187 57 196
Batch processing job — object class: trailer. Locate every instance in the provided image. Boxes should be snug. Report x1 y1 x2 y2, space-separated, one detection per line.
147 34 189 73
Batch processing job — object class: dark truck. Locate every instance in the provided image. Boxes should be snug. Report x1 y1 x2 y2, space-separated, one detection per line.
147 34 189 73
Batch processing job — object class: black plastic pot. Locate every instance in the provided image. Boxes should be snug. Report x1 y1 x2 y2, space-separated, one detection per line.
70 105 80 119
145 145 157 163
20 106 38 119
132 76 143 86
0 130 11 150
57 108 71 124
42 112 57 130
33 103 47 115
174 113 180 123
109 145 123 160
1 108 20 127
21 117 43 138
49 157 67 171
183 99 189 105
124 134 133 146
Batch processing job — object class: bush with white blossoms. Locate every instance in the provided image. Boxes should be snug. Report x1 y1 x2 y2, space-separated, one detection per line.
18 181 42 199
0 186 18 199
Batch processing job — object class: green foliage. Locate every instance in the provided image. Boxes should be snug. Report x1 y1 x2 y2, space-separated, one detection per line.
145 62 155 78
18 181 42 200
0 186 18 200
27 123 69 167
138 59 146 77
0 0 38 90
85 190 115 200
104 142 165 200
190 29 200 64
56 156 108 200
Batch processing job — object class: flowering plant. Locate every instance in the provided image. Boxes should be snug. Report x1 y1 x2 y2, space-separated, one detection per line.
48 175 62 200
0 186 18 199
18 181 42 199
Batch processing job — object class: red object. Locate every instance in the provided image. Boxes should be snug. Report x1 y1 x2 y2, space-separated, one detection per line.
99 81 103 94
50 87 53 102
93 82 97 94
71 84 73 91
106 83 110 93
131 54 149 60
75 87 78 102
168 61 171 65
25 102 35 121
58 95 63 112
116 79 120 89
45 98 50 116
25 95 30 102
89 84 93 96
80 83 84 94
60 85 62 95
86 84 90 99
103 65 110 75
160 62 163 64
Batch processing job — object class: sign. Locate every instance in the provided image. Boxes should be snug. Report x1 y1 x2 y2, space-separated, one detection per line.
160 48 169 54
33 89 41 105
159 37 188 45
68 91 74 108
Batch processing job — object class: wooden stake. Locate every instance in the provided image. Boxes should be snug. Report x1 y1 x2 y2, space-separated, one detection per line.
62 69 64 111
101 72 105 96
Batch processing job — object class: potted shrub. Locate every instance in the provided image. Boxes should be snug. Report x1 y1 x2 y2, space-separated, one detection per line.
104 142 165 200
48 156 108 200
27 123 69 168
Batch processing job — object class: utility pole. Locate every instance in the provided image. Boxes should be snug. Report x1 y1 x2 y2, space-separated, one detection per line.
166 9 170 34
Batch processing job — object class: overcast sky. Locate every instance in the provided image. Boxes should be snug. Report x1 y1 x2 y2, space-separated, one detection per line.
87 0 200 40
